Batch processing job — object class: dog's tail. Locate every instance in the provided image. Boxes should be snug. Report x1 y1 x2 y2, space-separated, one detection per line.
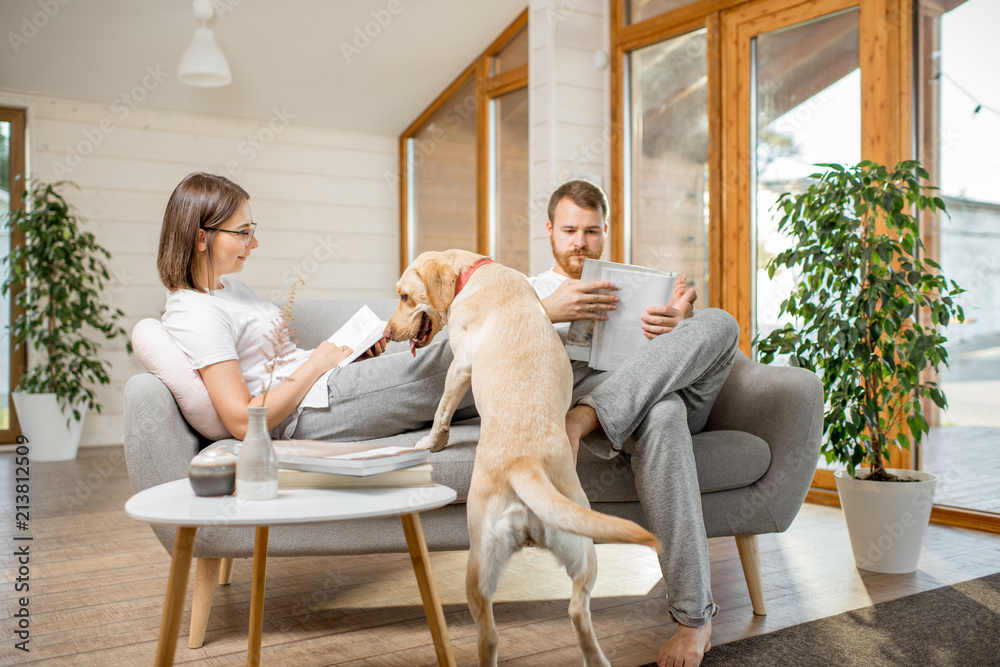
508 457 662 552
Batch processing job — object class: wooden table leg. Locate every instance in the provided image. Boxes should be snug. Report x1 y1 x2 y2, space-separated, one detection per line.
401 513 456 667
156 526 197 667
247 526 269 667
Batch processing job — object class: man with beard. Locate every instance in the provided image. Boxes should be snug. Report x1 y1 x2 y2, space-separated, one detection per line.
527 180 740 667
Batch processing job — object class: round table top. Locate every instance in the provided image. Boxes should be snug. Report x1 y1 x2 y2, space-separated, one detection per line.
124 478 457 527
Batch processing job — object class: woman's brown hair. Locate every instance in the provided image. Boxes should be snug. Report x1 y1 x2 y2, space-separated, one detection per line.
157 173 250 292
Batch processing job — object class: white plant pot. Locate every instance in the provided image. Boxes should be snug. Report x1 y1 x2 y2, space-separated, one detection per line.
834 468 937 574
12 392 85 462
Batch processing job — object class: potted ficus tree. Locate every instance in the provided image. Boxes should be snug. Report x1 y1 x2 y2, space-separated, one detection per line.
3 180 129 461
756 160 964 574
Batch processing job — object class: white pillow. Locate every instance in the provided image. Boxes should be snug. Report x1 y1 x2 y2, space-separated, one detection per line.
131 318 232 441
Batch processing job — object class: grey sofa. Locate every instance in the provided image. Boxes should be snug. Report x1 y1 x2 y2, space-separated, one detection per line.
123 298 824 648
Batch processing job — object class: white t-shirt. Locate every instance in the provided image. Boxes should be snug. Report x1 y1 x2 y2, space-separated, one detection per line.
527 268 571 337
162 276 331 409
527 268 569 300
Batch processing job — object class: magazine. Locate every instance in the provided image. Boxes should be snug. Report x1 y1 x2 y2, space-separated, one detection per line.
275 441 429 477
327 305 388 367
565 259 676 372
278 463 434 489
234 440 430 477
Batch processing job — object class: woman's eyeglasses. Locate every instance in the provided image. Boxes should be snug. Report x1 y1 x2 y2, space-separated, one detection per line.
211 222 257 247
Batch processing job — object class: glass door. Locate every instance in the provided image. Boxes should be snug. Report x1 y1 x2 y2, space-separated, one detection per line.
919 0 1000 514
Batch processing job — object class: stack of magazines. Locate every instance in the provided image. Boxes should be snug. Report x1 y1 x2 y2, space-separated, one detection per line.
268 440 433 489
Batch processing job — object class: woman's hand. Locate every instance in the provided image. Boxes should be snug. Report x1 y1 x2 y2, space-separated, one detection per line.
310 340 354 371
357 335 389 361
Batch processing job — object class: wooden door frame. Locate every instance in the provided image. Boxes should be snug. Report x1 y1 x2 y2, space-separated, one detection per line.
0 106 26 444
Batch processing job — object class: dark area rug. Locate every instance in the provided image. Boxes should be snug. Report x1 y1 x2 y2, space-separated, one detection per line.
643 573 1000 667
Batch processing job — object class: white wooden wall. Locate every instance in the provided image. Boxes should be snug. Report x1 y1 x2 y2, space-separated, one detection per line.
0 90 399 447
528 0 610 276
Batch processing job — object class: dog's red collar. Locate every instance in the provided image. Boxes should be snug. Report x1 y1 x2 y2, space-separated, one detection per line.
455 257 495 296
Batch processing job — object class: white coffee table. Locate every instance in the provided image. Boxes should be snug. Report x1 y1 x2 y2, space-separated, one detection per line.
125 479 458 666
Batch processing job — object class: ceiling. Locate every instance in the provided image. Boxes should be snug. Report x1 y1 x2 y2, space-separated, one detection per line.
0 0 527 135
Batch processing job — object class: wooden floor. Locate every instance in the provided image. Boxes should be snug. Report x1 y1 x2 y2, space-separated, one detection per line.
3 446 999 666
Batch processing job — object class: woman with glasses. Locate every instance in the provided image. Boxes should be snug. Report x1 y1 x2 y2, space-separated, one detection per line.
157 172 474 441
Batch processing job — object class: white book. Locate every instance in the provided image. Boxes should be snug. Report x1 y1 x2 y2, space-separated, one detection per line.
327 305 388 368
566 259 676 372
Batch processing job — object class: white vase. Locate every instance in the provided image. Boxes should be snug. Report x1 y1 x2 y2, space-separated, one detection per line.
12 392 85 462
236 405 278 500
834 468 938 574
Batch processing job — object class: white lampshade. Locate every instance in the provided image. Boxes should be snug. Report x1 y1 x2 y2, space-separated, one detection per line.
178 27 232 88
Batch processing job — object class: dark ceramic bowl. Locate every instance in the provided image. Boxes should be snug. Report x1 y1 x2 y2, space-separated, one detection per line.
188 450 237 497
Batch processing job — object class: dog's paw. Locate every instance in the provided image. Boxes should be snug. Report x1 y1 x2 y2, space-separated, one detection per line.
414 433 447 452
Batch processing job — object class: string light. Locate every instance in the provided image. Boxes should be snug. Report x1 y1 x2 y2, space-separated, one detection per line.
939 72 1000 118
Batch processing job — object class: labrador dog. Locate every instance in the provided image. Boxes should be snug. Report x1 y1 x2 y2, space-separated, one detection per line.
388 249 661 667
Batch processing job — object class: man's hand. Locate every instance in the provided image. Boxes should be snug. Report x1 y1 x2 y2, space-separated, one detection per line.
542 279 618 323
639 276 697 339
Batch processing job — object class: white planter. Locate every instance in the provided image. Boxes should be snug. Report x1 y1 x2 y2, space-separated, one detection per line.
12 392 85 462
834 468 937 574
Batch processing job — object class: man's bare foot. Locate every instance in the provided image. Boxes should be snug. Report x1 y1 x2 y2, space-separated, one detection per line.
656 620 711 667
565 404 600 463
668 275 697 319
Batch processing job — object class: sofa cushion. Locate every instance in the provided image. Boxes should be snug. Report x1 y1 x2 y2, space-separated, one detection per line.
691 430 771 493
575 429 771 500
209 422 772 504
131 319 232 441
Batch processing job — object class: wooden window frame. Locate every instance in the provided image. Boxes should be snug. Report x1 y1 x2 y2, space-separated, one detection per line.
398 10 529 274
612 0 998 532
0 106 27 444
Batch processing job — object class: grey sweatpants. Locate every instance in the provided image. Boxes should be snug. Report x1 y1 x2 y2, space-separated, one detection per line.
291 329 477 441
574 308 740 628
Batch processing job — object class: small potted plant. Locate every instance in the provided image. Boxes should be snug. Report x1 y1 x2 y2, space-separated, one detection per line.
3 180 129 461
756 160 964 573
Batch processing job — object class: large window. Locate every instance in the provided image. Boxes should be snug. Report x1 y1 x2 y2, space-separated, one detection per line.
400 12 529 272
919 0 1000 515
407 76 478 260
752 9 861 343
0 107 26 442
627 28 710 300
614 0 998 532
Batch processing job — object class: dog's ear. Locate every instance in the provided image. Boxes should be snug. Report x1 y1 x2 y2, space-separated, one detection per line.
417 258 458 312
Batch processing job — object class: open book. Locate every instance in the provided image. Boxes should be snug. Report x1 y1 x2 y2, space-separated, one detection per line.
270 440 430 477
327 305 388 367
566 259 676 372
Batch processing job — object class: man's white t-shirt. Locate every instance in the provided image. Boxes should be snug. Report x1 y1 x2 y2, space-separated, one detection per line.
162 276 331 409
527 268 568 300
527 268 571 337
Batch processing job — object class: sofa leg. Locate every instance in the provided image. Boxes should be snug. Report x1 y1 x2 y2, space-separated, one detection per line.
189 557 222 648
219 557 234 585
735 535 766 616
